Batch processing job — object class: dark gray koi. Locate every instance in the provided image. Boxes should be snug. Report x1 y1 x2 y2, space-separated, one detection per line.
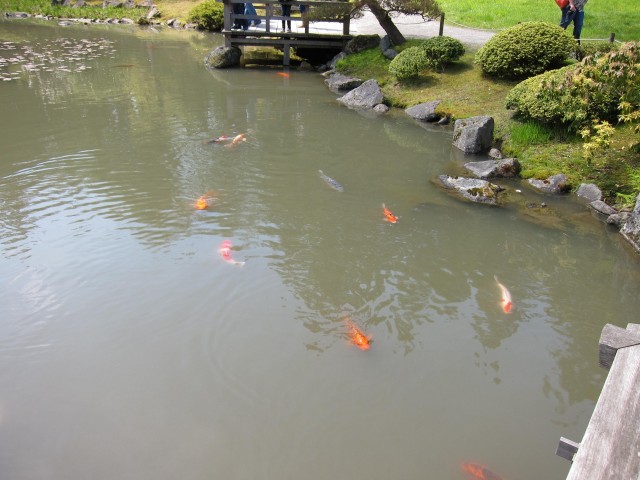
318 170 344 192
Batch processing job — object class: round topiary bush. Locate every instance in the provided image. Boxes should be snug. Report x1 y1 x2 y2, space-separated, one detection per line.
475 21 576 79
189 0 224 31
421 36 465 72
388 46 429 80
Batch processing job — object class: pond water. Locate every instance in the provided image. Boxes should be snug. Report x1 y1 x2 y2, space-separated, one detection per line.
1 19 640 480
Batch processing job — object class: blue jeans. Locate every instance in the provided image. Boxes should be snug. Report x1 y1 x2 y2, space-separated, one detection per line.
560 6 585 40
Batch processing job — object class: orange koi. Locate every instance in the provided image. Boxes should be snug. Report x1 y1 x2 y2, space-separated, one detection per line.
195 196 208 210
219 240 245 266
225 133 247 148
277 71 290 78
382 203 398 224
345 318 371 351
194 191 217 210
461 462 504 480
494 275 513 313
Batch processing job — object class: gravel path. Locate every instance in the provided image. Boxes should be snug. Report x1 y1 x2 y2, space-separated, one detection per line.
310 10 495 47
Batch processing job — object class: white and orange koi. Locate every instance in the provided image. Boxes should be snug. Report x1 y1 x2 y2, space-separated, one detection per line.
219 240 245 266
494 275 513 313
225 133 247 148
382 203 398 224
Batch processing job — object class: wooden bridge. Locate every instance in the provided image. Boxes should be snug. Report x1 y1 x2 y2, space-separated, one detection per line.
556 323 640 479
217 0 353 65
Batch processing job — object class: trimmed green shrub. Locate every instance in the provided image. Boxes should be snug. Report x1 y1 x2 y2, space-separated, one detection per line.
421 36 465 72
188 0 224 31
475 21 576 79
388 46 429 80
505 43 640 133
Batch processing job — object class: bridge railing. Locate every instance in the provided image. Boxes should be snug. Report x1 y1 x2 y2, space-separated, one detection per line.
217 0 352 35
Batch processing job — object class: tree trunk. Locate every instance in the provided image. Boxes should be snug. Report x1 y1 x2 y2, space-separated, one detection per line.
363 0 406 45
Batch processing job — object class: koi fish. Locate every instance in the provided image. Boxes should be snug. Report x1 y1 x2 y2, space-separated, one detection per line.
219 240 245 266
382 203 398 223
205 135 229 144
277 71 290 78
194 191 217 210
195 195 208 210
461 462 504 480
318 170 344 192
494 275 513 313
345 318 371 351
225 133 247 148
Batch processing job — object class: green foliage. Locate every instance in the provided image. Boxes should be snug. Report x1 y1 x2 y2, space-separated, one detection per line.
388 46 428 80
420 36 464 72
506 42 640 141
188 0 224 31
509 120 554 148
0 0 146 19
575 41 619 61
475 21 575 79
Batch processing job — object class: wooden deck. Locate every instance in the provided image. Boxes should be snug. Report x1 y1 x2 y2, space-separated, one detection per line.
217 0 353 65
556 323 640 479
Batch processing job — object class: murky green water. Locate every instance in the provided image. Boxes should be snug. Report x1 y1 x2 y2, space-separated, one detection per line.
1 18 640 480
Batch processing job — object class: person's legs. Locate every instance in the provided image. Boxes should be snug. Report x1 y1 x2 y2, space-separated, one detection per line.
281 3 291 30
572 10 585 41
560 5 576 29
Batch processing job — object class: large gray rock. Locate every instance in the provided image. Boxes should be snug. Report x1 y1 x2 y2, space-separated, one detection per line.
452 116 494 154
205 46 242 69
437 176 504 205
464 158 521 179
576 183 602 202
528 174 570 194
405 101 441 123
336 79 384 109
344 35 380 55
621 193 640 253
324 73 363 91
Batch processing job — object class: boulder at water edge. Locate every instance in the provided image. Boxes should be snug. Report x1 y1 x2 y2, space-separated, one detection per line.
324 72 363 91
527 174 570 194
452 116 494 154
621 193 640 253
336 79 384 110
437 176 504 205
205 46 242 69
464 158 521 179
576 183 602 202
405 101 442 123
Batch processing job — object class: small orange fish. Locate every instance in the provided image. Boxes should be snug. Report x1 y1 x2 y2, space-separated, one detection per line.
345 319 371 351
461 462 504 480
225 133 247 148
219 240 245 266
382 203 398 224
195 196 208 210
277 71 290 78
494 275 513 313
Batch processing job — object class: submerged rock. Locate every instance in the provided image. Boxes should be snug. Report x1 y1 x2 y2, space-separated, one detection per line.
528 174 570 194
589 200 617 216
464 158 521 179
437 176 504 205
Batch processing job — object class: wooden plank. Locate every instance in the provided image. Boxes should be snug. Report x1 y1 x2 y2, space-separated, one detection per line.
556 437 580 462
599 323 640 370
566 324 640 479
